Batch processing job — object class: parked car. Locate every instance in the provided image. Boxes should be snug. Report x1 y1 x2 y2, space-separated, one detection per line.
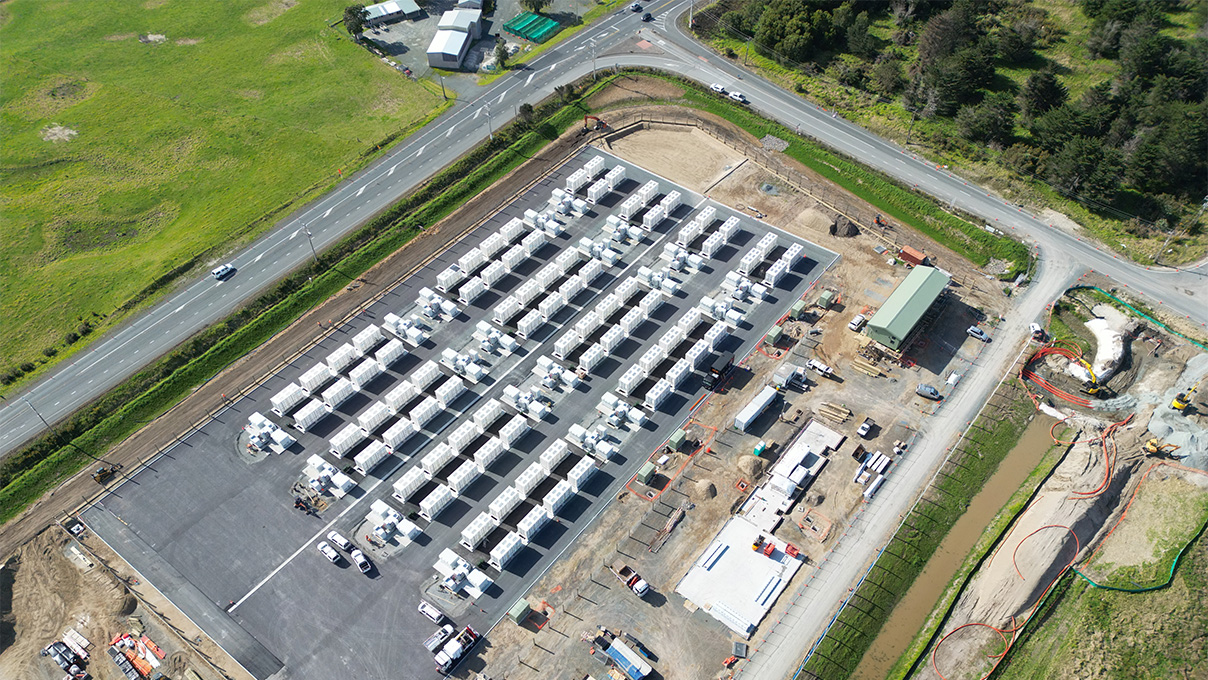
418 600 446 624
966 326 991 342
350 548 372 573
710 83 726 94
916 384 941 400
848 313 867 332
642 12 653 21
856 418 873 438
326 531 352 552
317 541 341 564
728 91 748 104
211 263 235 280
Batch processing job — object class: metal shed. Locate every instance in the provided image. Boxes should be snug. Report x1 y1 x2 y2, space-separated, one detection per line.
865 266 950 350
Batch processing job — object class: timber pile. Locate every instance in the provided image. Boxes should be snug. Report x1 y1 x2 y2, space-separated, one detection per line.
818 402 851 423
852 357 882 377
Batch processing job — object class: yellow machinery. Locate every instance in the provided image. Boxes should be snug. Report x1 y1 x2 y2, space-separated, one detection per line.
1172 378 1203 412
1143 439 1180 456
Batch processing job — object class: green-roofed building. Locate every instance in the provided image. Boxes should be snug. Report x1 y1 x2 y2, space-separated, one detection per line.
866 267 950 351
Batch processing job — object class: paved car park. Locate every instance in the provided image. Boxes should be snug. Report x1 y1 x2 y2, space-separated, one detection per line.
81 147 839 680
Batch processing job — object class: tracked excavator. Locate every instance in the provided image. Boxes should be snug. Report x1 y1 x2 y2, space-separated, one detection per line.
1171 378 1202 413
1143 438 1181 458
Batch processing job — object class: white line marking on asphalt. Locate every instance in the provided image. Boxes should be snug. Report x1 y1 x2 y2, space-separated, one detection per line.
290 229 299 239
496 91 506 105
356 185 366 197
446 127 454 138
253 253 264 263
417 144 426 157
575 45 586 51
474 107 481 119
525 73 534 86
173 304 186 314
322 207 332 218
388 164 397 176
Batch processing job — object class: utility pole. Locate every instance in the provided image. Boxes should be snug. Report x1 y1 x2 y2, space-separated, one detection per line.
592 44 597 80
744 36 751 65
485 103 493 140
303 224 319 265
439 75 448 101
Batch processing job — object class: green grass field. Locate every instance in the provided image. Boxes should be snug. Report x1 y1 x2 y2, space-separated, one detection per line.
0 0 445 382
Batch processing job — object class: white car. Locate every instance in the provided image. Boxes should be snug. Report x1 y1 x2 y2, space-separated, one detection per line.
350 548 372 574
326 531 353 552
710 83 726 94
418 600 446 624
317 541 341 564
211 263 235 280
856 418 873 438
728 91 747 104
966 326 991 342
848 314 867 332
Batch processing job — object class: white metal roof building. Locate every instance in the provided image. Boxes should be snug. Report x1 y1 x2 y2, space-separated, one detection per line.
427 29 472 69
438 8 483 39
364 0 421 26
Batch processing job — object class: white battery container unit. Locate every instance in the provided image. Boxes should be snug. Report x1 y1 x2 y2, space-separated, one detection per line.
419 484 455 523
763 260 787 287
412 360 442 392
600 326 624 353
493 296 521 325
473 398 504 431
349 358 383 391
719 216 741 241
448 420 479 453
615 276 639 302
595 292 620 319
435 376 466 409
330 423 365 458
517 505 550 544
677 307 702 334
322 378 356 412
500 414 531 449
522 208 539 227
696 205 716 226
642 204 665 231
568 455 597 492
566 168 589 193
514 461 547 497
579 343 605 372
270 383 305 417
558 276 584 302
516 279 541 305
544 480 574 517
580 258 603 284
687 340 709 368
475 436 504 470
638 179 659 204
639 345 666 374
384 380 419 414
660 190 681 214
617 364 646 396
409 396 440 428
522 230 546 255
293 399 327 432
392 466 426 503
501 245 526 272
460 512 496 551
436 266 464 292
781 242 803 269
448 458 481 495
605 164 626 186
516 310 543 339
557 247 582 270
480 261 505 288
724 271 745 291
701 231 723 258
501 217 525 243
619 307 644 336
374 338 408 370
583 155 605 177
326 344 357 374
489 486 522 523
659 326 686 352
553 333 579 360
358 401 391 435
757 232 778 258
644 379 672 410
705 323 728 350
677 221 703 247
352 325 385 357
539 440 569 475
639 289 664 315
459 277 486 305
480 232 505 258
566 423 588 446
421 442 456 479
538 293 566 322
667 358 691 389
535 263 557 291
575 311 601 339
738 250 762 277
489 531 523 571
618 195 642 221
353 441 389 476
382 418 418 453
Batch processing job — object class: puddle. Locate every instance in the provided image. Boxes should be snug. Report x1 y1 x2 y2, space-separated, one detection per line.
850 416 1057 680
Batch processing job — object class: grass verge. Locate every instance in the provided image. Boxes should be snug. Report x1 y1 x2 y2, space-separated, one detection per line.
798 383 1037 679
478 0 628 86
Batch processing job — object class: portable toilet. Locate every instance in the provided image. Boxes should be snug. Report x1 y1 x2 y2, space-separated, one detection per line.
636 461 656 485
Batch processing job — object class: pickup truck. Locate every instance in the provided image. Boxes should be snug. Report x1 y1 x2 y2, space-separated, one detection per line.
434 625 479 675
610 560 650 597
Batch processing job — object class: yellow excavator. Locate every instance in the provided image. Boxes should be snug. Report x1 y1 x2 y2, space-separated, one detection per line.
1144 439 1181 458
1171 378 1202 413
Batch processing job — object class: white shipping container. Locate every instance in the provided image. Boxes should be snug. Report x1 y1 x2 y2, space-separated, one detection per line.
293 399 327 432
382 418 419 453
516 310 543 339
421 442 456 479
352 325 385 356
644 379 672 410
448 420 479 453
553 333 579 360
501 245 526 272
738 250 762 277
639 289 664 315
410 396 440 428
586 179 609 204
500 414 531 449
701 231 723 258
384 380 419 414
358 401 391 435
474 436 504 470
392 467 426 503
696 205 717 226
411 360 442 391
705 323 729 350
270 383 305 417
568 455 597 492
501 217 525 242
583 155 605 177
605 164 626 186
757 232 778 258
642 204 665 231
459 277 486 305
667 358 692 389
460 512 496 551
539 439 569 474
489 531 523 571
448 458 481 495
330 423 366 458
480 261 506 287
437 266 464 292
617 364 646 396
473 398 504 431
600 326 624 353
543 480 574 517
579 343 605 372
514 461 547 497
677 221 703 247
686 340 708 368
580 258 603 285
619 307 645 335
481 232 505 258
299 363 335 395
489 486 522 523
558 277 584 302
326 344 357 374
517 505 550 544
435 376 466 409
322 378 356 412
781 242 804 269
493 296 521 325
349 358 383 391
419 484 455 522
374 338 408 370
353 441 389 476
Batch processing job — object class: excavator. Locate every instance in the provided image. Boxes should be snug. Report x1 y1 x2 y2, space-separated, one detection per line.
1171 378 1202 413
583 115 608 132
1143 438 1181 458
91 463 122 484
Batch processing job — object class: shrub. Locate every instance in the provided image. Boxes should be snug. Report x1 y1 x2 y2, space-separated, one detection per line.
42 347 58 358
64 331 80 345
77 322 92 337
20 362 36 373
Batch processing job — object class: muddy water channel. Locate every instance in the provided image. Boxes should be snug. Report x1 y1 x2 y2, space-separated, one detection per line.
851 416 1058 680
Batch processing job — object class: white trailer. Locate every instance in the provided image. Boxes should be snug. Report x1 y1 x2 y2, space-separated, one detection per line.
448 420 479 454
411 360 442 392
448 458 481 495
618 195 642 222
435 376 466 409
579 343 605 373
734 385 779 432
480 261 506 287
358 401 391 435
458 276 486 305
385 380 419 414
499 414 531 449
473 398 504 431
419 484 455 523
270 383 305 417
349 358 383 391
322 377 356 412
638 179 659 204
421 442 457 479
539 439 569 474
516 310 544 340
392 466 426 503
474 436 505 470
586 179 610 204
568 455 597 492
644 378 672 410
299 363 335 396
517 505 550 544
437 265 465 292
460 512 496 551
543 479 574 517
514 461 547 497
326 344 358 374
410 396 441 429
293 399 327 432
617 364 646 396
667 358 692 389
493 296 521 325
330 423 366 458
864 475 887 501
489 486 522 523
353 441 390 476
382 417 419 453
489 531 523 571
352 325 385 357
374 338 408 370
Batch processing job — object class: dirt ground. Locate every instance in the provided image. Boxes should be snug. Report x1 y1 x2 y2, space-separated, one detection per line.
586 74 685 111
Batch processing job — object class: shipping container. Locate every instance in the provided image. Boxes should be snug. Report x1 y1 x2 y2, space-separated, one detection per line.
586 179 609 203
538 293 566 322
638 179 659 204
321 378 356 412
299 363 335 396
639 345 666 373
349 358 383 391
553 333 579 360
566 168 589 194
618 195 642 222
514 461 547 497
411 360 442 392
567 455 597 492
460 512 496 551
357 401 391 435
605 164 626 186
666 358 691 389
595 292 620 319
734 385 778 432
480 261 506 288
422 442 456 479
543 479 574 517
583 155 605 178
270 383 306 417
382 418 419 453
489 486 522 523
501 245 526 272
517 505 550 544
374 338 408 370
489 531 523 571
474 436 505 470
392 466 426 503
539 439 569 474
521 230 546 255
659 190 681 214
643 379 672 410
448 458 482 495
419 484 455 522
353 441 390 476
384 380 419 414
330 423 366 458
352 325 385 356
719 216 741 241
701 231 723 258
326 344 358 374
410 396 441 428
293 399 328 432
